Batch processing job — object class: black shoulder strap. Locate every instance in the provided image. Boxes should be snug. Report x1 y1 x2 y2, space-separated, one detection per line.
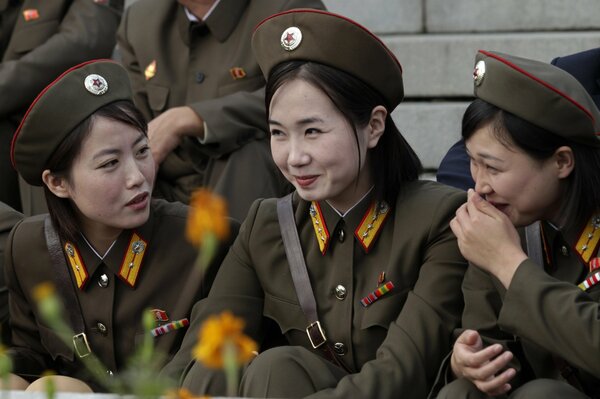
44 216 91 358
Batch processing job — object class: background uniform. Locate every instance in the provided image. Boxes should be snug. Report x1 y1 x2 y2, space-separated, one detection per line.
117 0 325 221
5 199 236 390
162 182 467 398
0 0 123 215
0 201 22 344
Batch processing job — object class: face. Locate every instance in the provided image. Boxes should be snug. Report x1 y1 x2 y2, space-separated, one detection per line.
269 79 379 212
466 124 567 227
56 117 155 240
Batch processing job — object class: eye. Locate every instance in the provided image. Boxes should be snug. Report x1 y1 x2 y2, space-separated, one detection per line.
270 128 284 137
136 145 150 157
485 164 499 174
305 128 321 135
99 159 118 169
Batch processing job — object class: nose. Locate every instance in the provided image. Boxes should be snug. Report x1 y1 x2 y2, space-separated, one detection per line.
472 166 492 196
287 138 310 167
125 159 146 188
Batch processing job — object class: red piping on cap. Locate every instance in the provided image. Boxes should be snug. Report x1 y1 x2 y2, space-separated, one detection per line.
479 50 595 124
254 9 402 73
10 59 117 167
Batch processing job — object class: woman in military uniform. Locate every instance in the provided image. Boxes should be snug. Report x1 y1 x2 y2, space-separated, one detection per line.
161 9 467 398
5 60 235 392
434 51 600 398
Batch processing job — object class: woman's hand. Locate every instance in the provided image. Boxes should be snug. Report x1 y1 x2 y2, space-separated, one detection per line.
450 189 527 288
450 330 516 396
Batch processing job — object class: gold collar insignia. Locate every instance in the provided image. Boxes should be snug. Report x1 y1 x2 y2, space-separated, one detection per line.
64 242 89 290
575 215 600 263
309 202 330 255
118 232 148 288
355 201 390 253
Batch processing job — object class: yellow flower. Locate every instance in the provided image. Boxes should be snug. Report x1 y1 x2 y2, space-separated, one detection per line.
193 311 257 369
32 282 55 302
186 188 230 247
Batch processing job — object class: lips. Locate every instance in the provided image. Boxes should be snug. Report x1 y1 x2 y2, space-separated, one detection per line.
126 192 149 208
295 175 318 188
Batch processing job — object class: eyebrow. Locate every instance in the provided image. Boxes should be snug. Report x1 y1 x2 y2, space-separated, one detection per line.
92 132 147 160
268 116 326 127
465 148 505 163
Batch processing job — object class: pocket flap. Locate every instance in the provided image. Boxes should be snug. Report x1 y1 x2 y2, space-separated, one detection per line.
147 84 169 112
263 293 306 334
38 324 74 362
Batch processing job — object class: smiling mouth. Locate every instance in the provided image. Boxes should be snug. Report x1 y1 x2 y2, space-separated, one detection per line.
295 175 317 188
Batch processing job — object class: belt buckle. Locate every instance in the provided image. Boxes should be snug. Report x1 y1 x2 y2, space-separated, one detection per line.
306 321 326 349
73 333 91 358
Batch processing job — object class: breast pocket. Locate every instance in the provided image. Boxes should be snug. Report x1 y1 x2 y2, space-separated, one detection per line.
263 292 306 335
10 20 60 54
38 324 74 362
360 289 408 330
217 75 264 98
147 84 170 113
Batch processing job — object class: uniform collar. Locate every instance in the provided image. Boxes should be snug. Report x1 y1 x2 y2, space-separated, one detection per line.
177 0 248 45
63 202 156 290
309 192 390 255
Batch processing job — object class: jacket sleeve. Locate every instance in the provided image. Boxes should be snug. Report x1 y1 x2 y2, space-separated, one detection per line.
498 259 600 376
4 219 53 378
0 0 123 117
307 189 468 399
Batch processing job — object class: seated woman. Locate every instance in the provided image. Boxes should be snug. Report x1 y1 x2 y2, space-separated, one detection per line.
5 60 236 392
434 51 600 398
161 9 467 398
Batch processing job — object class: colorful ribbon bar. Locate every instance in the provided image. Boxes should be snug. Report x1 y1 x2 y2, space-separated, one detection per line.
578 272 600 291
150 318 189 337
360 281 394 307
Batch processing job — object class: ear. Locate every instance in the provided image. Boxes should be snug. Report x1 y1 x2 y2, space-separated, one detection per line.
366 105 387 149
42 170 71 199
553 146 574 179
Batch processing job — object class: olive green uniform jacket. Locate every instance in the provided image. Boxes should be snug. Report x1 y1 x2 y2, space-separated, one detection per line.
163 181 467 398
432 221 600 397
5 199 236 390
0 0 123 215
0 201 22 343
116 0 324 221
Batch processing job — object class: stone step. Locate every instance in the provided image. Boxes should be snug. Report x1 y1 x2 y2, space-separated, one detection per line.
392 102 470 170
324 0 600 34
427 0 600 33
384 31 600 97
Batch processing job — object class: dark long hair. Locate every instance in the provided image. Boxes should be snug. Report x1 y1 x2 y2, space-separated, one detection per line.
43 100 147 242
462 98 600 230
265 61 421 206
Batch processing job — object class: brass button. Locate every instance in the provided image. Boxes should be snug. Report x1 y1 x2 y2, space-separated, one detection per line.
333 342 346 355
334 285 347 300
561 246 569 256
97 322 107 335
98 273 109 288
